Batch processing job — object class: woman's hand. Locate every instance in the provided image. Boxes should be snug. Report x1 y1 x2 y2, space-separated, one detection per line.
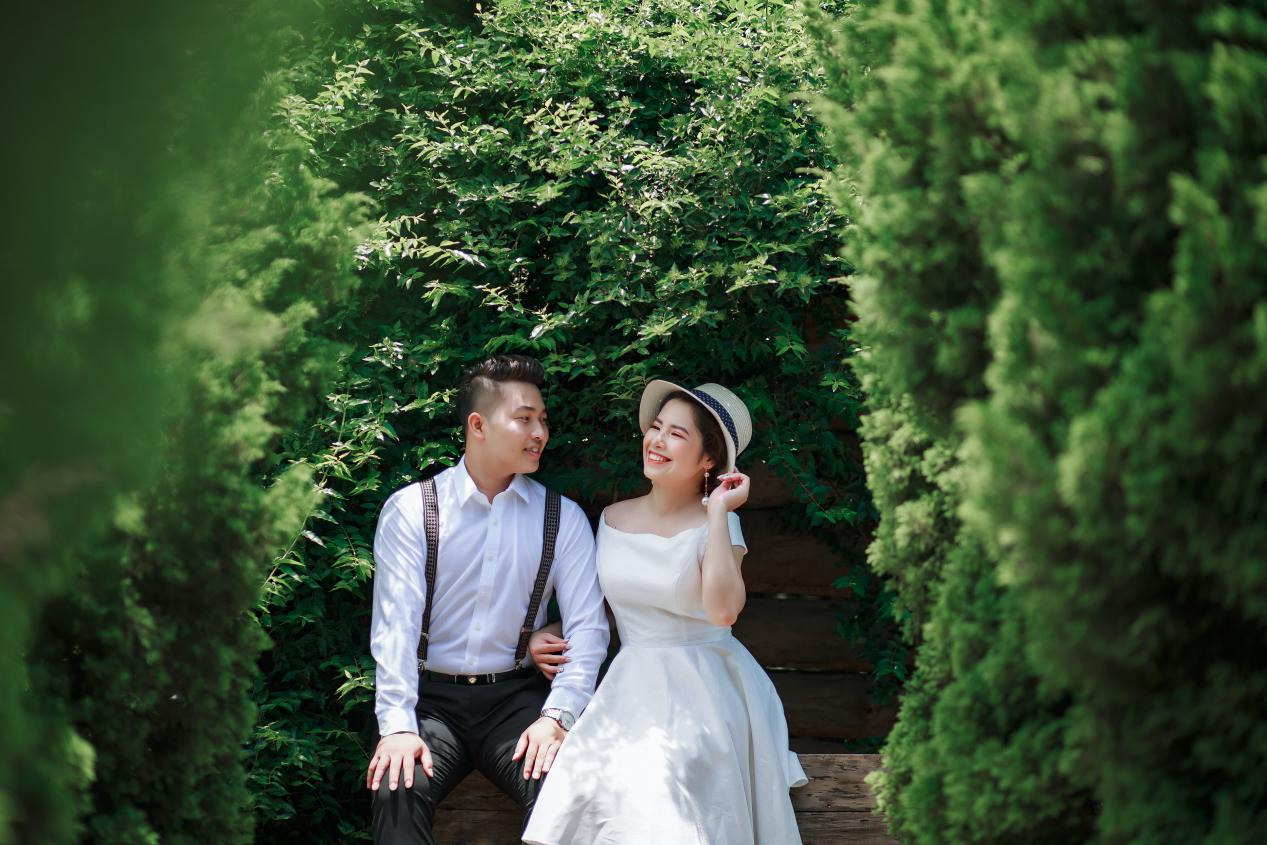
529 626 569 679
708 469 750 515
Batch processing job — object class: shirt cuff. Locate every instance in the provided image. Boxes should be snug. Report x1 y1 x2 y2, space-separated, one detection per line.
378 707 418 737
543 685 590 719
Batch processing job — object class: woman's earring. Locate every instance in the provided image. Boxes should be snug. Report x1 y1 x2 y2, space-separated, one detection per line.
701 470 711 507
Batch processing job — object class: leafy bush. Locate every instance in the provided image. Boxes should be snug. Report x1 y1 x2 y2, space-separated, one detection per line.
808 1 1095 840
955 3 1267 841
3 3 369 842
811 0 1267 841
251 0 888 838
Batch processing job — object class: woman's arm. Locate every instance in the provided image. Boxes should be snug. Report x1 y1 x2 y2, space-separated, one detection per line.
528 620 567 678
700 471 749 627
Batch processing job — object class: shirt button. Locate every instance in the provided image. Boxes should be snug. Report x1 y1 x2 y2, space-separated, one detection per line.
474 623 482 631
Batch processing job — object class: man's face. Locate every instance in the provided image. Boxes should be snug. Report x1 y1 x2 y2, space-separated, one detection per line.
470 381 549 475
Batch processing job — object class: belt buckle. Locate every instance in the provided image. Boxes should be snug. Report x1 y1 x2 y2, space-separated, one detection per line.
466 675 477 685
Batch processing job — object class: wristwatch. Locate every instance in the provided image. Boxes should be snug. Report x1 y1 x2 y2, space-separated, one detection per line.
540 707 575 731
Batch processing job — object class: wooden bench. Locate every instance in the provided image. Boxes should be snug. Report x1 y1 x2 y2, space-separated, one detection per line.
432 464 900 842
433 752 894 843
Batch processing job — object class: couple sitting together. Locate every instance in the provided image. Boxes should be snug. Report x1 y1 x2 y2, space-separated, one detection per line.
367 354 807 844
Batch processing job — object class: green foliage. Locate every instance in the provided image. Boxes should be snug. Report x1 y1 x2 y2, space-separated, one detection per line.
812 0 1267 841
251 1 888 838
2 3 236 829
954 3 1267 842
2 3 369 843
808 1 1095 840
32 122 368 845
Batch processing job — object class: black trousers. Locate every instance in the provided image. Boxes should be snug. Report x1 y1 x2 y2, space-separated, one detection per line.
372 672 550 845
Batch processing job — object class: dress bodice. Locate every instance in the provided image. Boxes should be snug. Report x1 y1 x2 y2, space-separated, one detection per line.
596 510 745 648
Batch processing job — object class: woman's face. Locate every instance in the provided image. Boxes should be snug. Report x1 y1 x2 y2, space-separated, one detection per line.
642 398 714 488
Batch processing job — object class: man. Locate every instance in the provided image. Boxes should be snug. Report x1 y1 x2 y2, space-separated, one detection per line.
367 354 609 844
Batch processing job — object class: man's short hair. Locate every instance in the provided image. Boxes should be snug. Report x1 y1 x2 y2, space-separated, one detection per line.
456 355 546 430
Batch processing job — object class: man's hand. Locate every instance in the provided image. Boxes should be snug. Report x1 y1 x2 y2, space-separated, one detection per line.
512 716 566 780
529 629 570 679
367 731 432 792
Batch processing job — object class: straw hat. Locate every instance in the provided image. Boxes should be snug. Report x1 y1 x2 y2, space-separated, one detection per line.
638 380 752 473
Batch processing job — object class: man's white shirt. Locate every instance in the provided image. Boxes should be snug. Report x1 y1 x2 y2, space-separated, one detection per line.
371 457 609 736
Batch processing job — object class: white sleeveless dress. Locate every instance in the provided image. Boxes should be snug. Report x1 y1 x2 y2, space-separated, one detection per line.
522 511 807 845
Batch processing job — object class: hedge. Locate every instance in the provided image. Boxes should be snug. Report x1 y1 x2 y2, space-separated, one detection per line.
3 3 369 842
811 0 1267 841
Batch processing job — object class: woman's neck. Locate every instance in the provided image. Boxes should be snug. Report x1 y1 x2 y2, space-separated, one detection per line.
644 480 701 516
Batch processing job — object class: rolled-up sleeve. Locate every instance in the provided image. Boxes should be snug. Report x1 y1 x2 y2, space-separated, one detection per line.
371 485 425 736
543 500 609 717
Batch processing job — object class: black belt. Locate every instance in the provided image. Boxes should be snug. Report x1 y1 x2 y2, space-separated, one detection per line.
421 666 537 686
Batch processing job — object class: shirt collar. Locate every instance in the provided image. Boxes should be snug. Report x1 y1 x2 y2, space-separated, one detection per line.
455 455 532 506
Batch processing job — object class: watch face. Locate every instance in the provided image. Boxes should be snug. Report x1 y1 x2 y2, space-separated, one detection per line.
544 708 574 729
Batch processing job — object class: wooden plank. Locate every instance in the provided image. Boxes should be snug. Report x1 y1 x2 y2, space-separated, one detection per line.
740 510 865 597
581 666 889 741
574 494 869 599
435 776 522 813
582 515 866 598
790 736 856 754
745 460 797 508
735 596 872 671
797 754 896 845
437 754 895 843
565 460 798 509
770 670 898 740
439 772 519 810
433 806 523 843
435 806 897 845
441 754 887 811
799 812 896 844
794 753 883 812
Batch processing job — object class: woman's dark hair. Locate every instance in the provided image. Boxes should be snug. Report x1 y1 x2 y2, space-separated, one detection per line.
657 390 728 495
457 355 545 430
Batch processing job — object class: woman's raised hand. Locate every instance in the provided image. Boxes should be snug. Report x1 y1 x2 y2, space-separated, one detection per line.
529 626 569 679
708 469 750 514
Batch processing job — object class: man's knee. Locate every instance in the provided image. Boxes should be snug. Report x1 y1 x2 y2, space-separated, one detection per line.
495 764 544 812
521 775 544 814
372 762 434 809
371 763 437 844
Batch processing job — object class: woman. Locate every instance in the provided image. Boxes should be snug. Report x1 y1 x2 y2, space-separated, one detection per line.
520 380 807 845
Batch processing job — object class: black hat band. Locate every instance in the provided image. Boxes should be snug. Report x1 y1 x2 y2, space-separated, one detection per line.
688 388 738 455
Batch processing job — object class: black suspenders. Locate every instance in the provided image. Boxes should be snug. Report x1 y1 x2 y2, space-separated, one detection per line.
515 489 562 665
414 477 563 673
415 477 441 672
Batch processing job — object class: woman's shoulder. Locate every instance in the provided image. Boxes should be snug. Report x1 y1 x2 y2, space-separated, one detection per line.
601 496 644 529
